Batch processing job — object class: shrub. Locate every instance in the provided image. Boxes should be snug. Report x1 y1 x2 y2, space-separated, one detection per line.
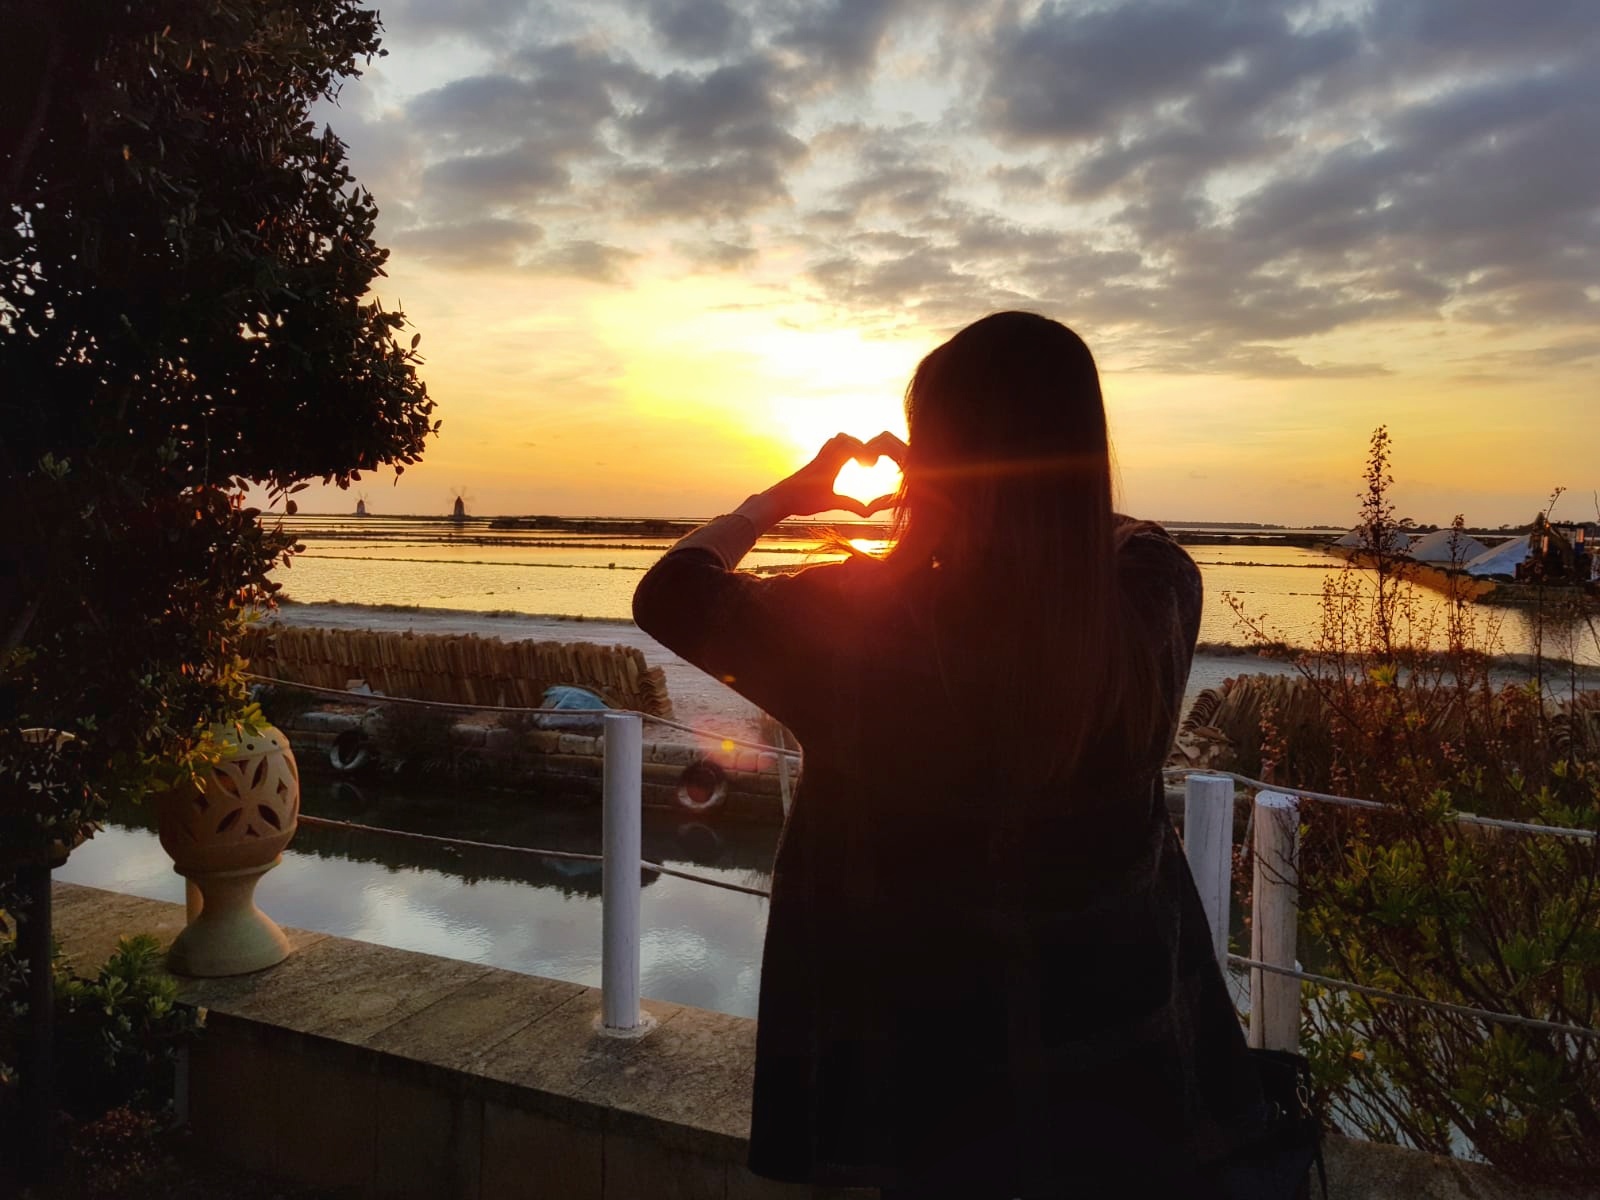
60 1104 164 1197
2 926 197 1144
54 935 199 1120
0 901 22 1100
1220 428 1600 1185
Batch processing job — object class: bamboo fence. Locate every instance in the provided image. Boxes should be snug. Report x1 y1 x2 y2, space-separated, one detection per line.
244 626 673 717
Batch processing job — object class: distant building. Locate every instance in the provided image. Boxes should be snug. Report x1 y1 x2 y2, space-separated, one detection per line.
452 496 466 523
1515 517 1596 584
355 498 367 517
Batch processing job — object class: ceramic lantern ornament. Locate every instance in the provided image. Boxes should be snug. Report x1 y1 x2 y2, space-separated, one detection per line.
158 722 300 976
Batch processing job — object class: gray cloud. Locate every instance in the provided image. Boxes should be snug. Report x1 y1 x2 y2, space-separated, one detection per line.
419 146 570 208
411 44 643 157
647 0 754 58
611 156 793 219
389 218 544 268
1478 339 1600 371
1069 123 1285 201
983 1 1296 145
1367 0 1600 66
344 0 1599 368
623 58 805 162
373 0 543 42
774 0 906 85
408 75 545 149
828 126 952 218
526 240 640 284
604 55 808 221
381 44 646 272
673 236 759 269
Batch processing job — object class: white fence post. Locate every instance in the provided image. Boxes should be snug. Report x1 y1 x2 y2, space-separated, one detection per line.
1183 773 1235 969
1250 790 1300 1052
600 712 654 1036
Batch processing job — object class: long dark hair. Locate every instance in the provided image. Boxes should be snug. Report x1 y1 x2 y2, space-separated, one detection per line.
886 311 1163 787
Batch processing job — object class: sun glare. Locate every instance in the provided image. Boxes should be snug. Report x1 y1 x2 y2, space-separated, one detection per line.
717 307 917 456
848 537 892 555
587 274 914 466
833 457 904 508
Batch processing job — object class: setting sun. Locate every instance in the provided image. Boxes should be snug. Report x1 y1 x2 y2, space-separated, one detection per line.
833 457 904 511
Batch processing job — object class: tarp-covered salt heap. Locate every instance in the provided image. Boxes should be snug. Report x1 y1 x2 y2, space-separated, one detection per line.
1408 528 1489 565
1464 537 1532 578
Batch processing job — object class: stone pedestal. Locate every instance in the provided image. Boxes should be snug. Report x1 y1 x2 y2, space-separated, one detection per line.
167 857 291 976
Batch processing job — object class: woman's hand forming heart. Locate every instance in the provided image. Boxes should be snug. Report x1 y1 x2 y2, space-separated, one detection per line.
741 432 907 527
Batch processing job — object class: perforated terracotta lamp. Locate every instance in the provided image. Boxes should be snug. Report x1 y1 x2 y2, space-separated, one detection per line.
158 723 300 976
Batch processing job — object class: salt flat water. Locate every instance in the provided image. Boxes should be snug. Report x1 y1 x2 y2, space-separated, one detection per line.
268 514 1599 665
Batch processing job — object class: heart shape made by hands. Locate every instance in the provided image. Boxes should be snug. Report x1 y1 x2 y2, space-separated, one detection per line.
833 455 903 515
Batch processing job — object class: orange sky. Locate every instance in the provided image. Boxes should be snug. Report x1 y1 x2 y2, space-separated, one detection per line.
285 1 1599 529
294 250 1593 528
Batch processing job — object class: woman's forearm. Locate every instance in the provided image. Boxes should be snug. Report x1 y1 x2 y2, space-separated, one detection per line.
653 491 791 571
732 489 791 534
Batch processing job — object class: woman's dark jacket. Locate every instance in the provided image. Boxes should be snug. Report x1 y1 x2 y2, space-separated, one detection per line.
633 516 1263 1196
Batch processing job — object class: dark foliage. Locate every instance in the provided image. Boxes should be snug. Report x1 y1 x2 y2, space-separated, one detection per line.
52 935 198 1120
0 0 437 855
1 923 198 1186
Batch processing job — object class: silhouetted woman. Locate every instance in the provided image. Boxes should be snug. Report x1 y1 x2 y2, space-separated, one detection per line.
633 312 1263 1198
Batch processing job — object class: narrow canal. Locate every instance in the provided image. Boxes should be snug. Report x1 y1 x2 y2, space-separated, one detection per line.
56 763 779 1018
60 760 1269 1023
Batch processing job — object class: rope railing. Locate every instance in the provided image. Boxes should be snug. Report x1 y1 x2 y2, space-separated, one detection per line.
251 674 1596 1044
295 813 774 899
1226 955 1600 1042
251 673 1598 840
1163 766 1598 842
245 673 802 759
275 729 1587 1049
1182 774 1600 1055
292 812 1597 1044
284 756 1597 1047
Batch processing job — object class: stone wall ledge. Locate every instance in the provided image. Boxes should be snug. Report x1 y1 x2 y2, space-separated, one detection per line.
50 882 1592 1200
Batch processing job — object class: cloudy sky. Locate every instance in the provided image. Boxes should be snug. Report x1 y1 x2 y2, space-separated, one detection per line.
301 0 1599 526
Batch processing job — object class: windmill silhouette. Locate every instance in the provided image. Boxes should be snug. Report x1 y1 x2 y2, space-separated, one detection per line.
354 491 369 518
449 486 473 523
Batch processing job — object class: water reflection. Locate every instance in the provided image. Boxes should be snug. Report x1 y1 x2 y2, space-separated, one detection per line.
56 769 777 1018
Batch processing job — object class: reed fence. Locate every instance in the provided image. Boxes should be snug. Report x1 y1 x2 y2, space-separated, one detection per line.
244 625 673 717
